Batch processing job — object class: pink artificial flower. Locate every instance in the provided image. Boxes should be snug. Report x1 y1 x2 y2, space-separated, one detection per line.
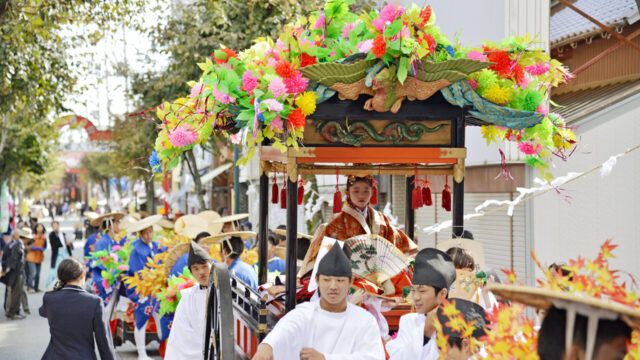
329 49 336 57
518 142 542 155
398 25 411 39
116 265 128 271
242 70 258 93
190 83 204 98
283 73 309 94
467 51 487 62
211 87 235 105
268 77 287 98
109 253 119 262
229 132 242 144
341 22 356 38
111 245 122 251
357 39 374 53
372 17 386 32
169 125 199 147
380 3 405 22
267 57 278 67
314 12 325 30
468 79 479 90
275 39 287 51
262 99 284 113
537 104 549 115
525 62 551 76
102 279 110 290
519 74 532 89
270 115 284 131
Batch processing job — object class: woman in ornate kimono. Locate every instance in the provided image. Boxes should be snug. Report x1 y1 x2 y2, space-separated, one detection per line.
299 175 418 300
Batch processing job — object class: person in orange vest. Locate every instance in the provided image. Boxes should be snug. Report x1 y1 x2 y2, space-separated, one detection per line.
26 223 47 292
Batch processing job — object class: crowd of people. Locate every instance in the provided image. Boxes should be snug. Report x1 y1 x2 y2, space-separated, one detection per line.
2 174 638 360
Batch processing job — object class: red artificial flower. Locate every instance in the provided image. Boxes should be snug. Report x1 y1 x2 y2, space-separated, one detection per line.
275 59 297 79
372 35 387 58
419 5 432 26
287 108 306 129
213 48 238 64
299 53 317 67
419 33 436 54
487 50 513 78
511 63 526 84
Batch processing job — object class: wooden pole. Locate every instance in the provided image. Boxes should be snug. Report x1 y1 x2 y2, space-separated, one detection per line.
405 176 415 241
257 170 269 285
285 177 298 312
452 113 465 237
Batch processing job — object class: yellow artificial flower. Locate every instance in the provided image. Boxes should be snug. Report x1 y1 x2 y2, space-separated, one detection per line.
295 91 317 116
483 84 512 105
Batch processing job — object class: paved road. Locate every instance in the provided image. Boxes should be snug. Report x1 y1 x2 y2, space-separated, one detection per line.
0 216 161 360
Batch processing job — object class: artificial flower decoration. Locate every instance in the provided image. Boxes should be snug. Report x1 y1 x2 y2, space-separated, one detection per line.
168 125 198 148
122 251 168 300
150 0 575 178
88 242 133 287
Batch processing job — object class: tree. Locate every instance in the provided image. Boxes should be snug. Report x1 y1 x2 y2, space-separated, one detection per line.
0 0 147 184
109 115 159 213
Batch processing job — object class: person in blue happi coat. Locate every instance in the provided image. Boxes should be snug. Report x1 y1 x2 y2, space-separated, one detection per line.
88 212 125 326
212 231 258 290
125 215 167 360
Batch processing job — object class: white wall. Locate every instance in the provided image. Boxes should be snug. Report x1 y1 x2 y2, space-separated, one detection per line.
532 95 640 278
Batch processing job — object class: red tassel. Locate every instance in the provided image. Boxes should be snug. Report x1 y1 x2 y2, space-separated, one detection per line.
297 185 304 205
416 186 424 208
333 190 342 213
280 187 287 209
411 187 418 210
370 185 378 205
271 182 279 204
442 176 451 212
423 187 433 206
442 187 451 211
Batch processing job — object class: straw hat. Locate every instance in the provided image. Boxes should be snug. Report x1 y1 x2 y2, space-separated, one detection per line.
84 211 99 221
436 238 485 270
174 214 209 239
198 210 221 223
487 283 640 330
273 246 287 261
157 217 175 230
163 242 191 274
124 215 163 234
273 228 313 240
90 212 125 227
199 231 257 245
18 227 33 240
209 213 249 225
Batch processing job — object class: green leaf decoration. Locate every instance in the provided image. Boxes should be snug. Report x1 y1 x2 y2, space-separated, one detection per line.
417 58 493 75
398 57 409 84
383 18 402 38
299 58 378 87
415 69 469 83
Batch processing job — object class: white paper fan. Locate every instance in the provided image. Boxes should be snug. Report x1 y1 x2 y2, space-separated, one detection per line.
345 234 410 284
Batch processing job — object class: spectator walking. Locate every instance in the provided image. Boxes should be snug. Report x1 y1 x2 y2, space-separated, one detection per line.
47 221 69 288
1 227 30 319
1 225 12 313
40 258 116 360
26 223 46 292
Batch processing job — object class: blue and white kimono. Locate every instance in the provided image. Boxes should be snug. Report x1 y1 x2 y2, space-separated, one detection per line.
126 238 165 330
91 232 126 306
230 257 258 290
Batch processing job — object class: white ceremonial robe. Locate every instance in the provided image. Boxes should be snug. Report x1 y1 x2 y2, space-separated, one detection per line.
164 286 208 360
386 313 439 360
262 301 385 360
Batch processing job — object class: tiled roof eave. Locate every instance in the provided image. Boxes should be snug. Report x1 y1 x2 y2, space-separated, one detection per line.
550 21 629 48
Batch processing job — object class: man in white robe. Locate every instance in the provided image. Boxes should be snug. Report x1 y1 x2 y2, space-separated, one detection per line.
164 241 212 360
252 244 385 360
386 248 456 360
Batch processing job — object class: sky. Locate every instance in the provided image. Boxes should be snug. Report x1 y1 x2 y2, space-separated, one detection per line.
60 4 170 145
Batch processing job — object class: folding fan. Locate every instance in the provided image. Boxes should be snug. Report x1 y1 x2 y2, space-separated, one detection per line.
344 234 411 285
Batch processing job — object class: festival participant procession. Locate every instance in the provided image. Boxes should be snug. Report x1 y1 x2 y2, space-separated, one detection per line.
2 1 640 359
